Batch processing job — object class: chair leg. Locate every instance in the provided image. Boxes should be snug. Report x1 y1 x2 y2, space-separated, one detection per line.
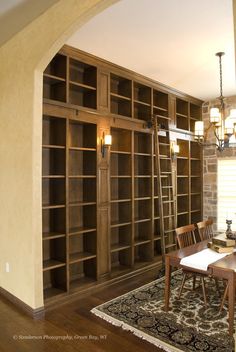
219 282 229 313
214 278 221 297
178 273 187 299
200 277 207 307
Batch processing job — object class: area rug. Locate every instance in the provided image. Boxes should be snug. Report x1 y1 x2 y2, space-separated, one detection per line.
91 270 235 352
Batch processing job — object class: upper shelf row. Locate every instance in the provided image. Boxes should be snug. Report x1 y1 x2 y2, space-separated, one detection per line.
43 52 201 132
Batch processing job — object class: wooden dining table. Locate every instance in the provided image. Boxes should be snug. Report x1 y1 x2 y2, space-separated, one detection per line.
164 239 236 335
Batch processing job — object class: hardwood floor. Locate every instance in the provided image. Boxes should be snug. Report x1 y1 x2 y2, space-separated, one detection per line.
0 269 165 352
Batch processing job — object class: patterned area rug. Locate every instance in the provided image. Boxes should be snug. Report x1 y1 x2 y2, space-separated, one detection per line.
91 271 235 352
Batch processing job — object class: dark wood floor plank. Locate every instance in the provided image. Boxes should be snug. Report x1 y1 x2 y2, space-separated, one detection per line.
0 268 164 352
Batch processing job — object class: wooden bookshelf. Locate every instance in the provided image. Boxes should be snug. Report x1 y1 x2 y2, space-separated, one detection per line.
190 141 202 223
42 112 97 299
110 74 132 117
42 45 203 304
176 139 202 227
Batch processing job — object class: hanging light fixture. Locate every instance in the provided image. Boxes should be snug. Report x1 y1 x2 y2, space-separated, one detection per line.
194 52 236 152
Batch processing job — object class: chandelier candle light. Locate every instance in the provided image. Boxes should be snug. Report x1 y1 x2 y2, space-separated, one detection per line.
194 52 236 152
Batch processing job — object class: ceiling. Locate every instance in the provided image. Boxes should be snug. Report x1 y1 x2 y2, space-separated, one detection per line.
0 0 235 101
67 0 236 101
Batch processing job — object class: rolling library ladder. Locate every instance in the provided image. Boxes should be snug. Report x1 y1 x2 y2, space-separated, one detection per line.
152 115 176 260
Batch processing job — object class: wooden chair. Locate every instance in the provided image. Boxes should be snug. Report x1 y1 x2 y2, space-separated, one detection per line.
197 219 222 294
196 219 214 241
176 224 207 306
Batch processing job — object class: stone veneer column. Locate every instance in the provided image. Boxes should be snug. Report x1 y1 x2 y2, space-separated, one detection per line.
202 96 236 231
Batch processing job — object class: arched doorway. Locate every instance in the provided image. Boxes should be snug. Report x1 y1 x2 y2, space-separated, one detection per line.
0 0 119 310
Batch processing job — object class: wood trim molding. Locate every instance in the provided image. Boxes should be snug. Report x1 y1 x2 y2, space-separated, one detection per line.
0 287 45 319
61 44 203 105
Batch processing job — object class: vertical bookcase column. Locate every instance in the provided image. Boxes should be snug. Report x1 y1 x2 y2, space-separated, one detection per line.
176 139 190 227
67 118 97 291
190 141 202 223
97 121 111 279
98 68 110 112
110 74 132 118
42 105 100 300
176 98 189 131
175 137 203 228
133 131 153 264
110 127 132 276
42 113 67 299
168 95 176 128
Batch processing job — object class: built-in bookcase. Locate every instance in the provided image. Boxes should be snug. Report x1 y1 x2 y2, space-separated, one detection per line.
190 104 201 133
153 90 169 129
43 54 67 103
110 128 132 274
133 83 151 121
110 128 162 275
190 141 202 224
42 45 203 305
176 98 201 133
176 139 202 227
134 131 153 264
43 54 97 109
42 114 97 299
110 74 132 117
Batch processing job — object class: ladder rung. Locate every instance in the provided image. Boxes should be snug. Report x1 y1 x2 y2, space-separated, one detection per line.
164 229 175 233
165 243 177 249
163 215 175 218
159 142 170 146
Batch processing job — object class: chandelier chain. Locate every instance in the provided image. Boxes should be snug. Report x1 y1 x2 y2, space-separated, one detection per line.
219 54 223 99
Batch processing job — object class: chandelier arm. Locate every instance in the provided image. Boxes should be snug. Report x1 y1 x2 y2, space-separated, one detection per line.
213 128 220 143
196 140 219 148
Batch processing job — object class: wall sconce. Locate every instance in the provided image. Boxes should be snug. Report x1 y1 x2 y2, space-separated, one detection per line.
101 132 112 157
171 142 179 161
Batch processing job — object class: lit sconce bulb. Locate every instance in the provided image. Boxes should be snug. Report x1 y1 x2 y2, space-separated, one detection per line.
225 118 234 136
210 108 220 124
172 144 179 154
171 142 179 161
194 121 204 139
101 133 112 157
104 134 112 146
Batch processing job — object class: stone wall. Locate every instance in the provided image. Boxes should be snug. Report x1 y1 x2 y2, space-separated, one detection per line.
203 96 236 230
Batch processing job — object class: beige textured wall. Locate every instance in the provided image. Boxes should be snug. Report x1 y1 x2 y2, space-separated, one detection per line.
0 0 118 309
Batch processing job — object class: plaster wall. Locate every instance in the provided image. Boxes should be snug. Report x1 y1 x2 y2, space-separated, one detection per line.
0 0 118 309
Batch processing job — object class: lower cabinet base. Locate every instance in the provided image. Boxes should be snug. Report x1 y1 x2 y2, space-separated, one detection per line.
44 260 163 309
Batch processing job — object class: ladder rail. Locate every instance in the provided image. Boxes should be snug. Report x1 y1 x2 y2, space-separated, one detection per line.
152 117 166 260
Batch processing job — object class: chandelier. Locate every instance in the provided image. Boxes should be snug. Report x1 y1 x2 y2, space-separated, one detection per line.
194 52 236 152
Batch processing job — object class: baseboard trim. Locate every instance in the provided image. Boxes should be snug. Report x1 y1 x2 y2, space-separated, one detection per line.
0 287 44 319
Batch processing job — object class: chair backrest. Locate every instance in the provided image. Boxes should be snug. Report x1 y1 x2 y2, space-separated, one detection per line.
175 224 196 249
196 219 214 241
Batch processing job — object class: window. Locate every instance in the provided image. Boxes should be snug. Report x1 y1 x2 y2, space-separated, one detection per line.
217 159 236 230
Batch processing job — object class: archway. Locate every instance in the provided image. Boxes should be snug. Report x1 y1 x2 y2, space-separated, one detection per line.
0 0 119 310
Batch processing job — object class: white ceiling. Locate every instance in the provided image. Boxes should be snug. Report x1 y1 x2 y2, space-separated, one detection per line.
67 0 236 101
